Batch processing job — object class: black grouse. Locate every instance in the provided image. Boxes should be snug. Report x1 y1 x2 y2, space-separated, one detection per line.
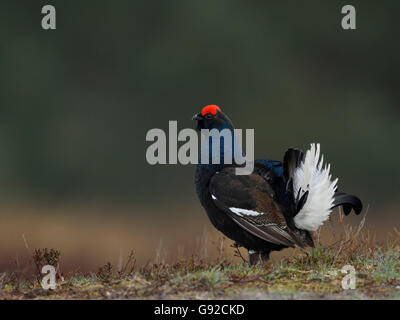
193 105 362 265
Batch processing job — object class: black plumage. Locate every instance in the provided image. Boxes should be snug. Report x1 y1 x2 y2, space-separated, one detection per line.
193 106 363 265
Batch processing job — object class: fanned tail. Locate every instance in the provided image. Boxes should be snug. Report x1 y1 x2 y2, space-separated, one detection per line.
283 143 363 231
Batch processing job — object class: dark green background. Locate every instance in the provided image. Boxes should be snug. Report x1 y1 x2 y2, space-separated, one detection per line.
0 1 399 212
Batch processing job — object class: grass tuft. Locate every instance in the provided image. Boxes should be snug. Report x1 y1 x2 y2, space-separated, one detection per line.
0 214 399 299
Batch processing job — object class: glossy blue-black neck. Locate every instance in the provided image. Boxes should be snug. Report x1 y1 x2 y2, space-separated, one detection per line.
197 121 241 174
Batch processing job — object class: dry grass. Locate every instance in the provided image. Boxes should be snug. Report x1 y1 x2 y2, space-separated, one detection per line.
0 209 399 300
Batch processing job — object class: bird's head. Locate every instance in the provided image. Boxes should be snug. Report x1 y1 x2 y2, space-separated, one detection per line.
192 105 234 131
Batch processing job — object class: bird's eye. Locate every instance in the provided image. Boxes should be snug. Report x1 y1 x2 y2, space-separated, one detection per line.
205 114 213 119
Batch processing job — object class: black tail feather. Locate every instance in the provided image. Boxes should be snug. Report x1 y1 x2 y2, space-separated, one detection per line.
332 192 363 215
283 148 304 184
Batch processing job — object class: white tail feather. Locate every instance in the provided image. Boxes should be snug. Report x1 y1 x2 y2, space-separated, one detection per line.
293 143 338 231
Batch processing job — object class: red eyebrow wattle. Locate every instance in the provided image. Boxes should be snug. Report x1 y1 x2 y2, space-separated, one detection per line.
201 105 221 116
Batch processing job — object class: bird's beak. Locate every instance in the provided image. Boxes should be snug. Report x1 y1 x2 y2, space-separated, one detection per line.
192 113 203 121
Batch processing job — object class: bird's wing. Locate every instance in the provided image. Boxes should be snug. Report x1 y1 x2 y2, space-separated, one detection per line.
209 168 304 248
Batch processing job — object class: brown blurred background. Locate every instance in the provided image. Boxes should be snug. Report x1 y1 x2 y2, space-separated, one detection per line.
0 1 399 272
